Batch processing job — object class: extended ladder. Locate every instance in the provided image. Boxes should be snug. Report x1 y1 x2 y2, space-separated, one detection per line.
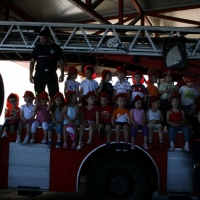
0 21 200 58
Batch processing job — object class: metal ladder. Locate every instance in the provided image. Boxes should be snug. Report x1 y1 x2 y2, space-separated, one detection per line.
0 21 200 58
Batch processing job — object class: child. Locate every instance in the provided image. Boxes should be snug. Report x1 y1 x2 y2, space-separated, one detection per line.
30 91 51 143
130 95 149 150
63 90 80 149
79 65 98 103
166 94 191 152
47 92 64 148
98 69 113 102
98 91 113 148
146 95 164 149
113 66 131 102
1 93 20 138
146 71 159 97
178 74 198 117
131 71 147 104
76 91 99 151
158 68 177 122
64 67 80 97
16 91 35 144
111 93 130 152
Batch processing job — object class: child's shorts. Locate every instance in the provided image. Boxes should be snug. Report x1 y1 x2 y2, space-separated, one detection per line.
63 119 79 126
115 122 130 127
147 123 162 131
18 119 34 127
2 119 19 130
182 104 194 116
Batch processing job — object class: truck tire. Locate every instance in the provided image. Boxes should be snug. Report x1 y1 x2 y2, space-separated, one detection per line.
85 153 151 200
0 74 4 116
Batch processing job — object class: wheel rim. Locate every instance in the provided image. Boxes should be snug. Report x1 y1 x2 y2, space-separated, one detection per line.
101 167 138 199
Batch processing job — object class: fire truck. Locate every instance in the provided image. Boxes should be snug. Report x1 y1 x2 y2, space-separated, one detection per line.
0 22 200 200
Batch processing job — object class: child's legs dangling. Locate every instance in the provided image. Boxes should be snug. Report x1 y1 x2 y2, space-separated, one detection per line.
73 124 78 142
115 124 122 144
179 126 191 142
105 124 111 142
31 121 39 139
148 126 153 141
63 124 67 143
123 124 129 144
79 121 88 143
41 122 48 140
131 125 138 145
140 125 148 145
88 122 95 142
157 125 164 141
168 125 177 142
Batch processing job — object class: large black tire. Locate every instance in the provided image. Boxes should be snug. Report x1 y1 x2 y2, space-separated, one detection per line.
85 153 152 200
0 74 4 117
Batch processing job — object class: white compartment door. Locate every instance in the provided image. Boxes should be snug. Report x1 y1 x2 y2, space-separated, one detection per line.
8 143 50 190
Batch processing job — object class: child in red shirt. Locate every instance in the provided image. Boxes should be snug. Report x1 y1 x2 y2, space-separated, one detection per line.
76 91 99 150
1 93 20 138
98 91 113 149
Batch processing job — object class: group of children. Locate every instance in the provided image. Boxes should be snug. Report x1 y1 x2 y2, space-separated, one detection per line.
1 65 199 152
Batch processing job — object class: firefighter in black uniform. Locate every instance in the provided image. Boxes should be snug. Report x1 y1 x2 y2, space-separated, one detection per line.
194 112 200 200
29 29 65 99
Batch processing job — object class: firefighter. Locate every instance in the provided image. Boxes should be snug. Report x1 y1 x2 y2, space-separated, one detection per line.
29 28 65 99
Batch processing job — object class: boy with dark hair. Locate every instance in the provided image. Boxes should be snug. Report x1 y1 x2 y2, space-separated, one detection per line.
1 93 20 138
98 69 113 102
79 65 98 102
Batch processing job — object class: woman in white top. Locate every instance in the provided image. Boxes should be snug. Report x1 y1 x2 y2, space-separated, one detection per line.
146 95 164 149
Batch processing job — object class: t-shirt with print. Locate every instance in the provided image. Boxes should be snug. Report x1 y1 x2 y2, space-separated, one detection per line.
64 80 80 96
113 79 131 95
5 107 20 124
158 82 175 100
99 105 113 123
112 107 130 123
131 83 147 101
82 105 99 121
178 85 198 105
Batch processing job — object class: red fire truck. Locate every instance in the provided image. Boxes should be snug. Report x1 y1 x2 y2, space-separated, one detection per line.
0 22 200 199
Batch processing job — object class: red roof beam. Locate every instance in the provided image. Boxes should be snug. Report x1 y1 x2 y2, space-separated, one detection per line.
148 14 200 26
85 0 91 7
69 0 111 24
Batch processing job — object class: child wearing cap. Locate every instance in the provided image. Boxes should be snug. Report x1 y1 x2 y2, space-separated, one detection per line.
30 91 51 144
76 91 99 150
1 93 20 138
113 66 131 103
98 91 113 149
146 95 164 149
47 92 64 148
178 74 198 117
64 67 80 97
79 65 98 103
130 95 149 150
98 69 113 102
158 68 177 123
131 71 147 104
111 93 130 152
146 71 159 97
16 91 35 144
166 94 191 152
63 90 80 150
